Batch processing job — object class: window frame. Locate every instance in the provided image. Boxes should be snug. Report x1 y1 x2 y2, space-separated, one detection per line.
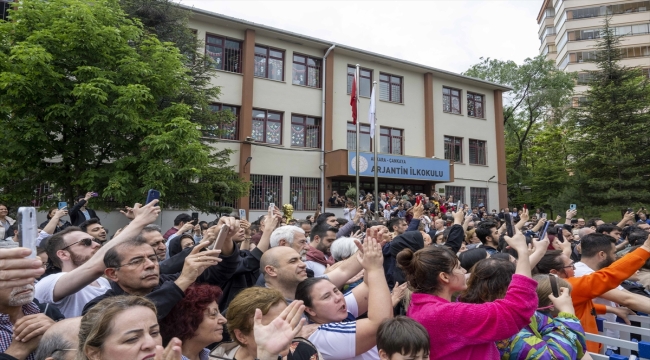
347 122 373 152
252 108 283 145
442 86 462 115
444 136 463 163
470 187 489 209
379 72 403 103
207 103 240 141
292 52 322 88
205 33 243 74
347 65 373 97
290 114 321 148
249 174 283 210
466 92 485 119
289 177 320 211
445 186 466 204
468 139 487 166
379 126 404 155
254 44 285 81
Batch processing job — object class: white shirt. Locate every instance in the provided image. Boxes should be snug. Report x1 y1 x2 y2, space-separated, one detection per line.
308 292 379 360
305 261 327 277
574 261 623 346
35 272 111 318
343 208 356 222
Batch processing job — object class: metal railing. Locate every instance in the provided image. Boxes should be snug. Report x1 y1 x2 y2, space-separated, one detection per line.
249 174 282 210
290 177 320 211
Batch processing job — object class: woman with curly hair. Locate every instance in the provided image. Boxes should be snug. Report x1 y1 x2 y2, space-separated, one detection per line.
159 283 227 360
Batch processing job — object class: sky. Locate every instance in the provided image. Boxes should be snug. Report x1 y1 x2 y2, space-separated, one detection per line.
183 0 544 74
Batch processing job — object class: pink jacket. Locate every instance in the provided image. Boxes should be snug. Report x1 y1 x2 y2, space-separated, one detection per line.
407 274 538 360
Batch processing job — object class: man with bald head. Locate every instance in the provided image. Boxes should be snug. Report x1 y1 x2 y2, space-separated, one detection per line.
34 317 81 360
259 244 365 302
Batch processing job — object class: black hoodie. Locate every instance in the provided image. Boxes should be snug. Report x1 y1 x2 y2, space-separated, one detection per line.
385 231 425 286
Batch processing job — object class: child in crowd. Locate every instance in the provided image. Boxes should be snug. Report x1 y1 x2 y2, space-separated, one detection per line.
377 316 430 360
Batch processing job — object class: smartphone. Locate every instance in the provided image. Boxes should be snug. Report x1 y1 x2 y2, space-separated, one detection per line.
457 200 462 211
91 192 99 197
504 213 515 237
549 274 560 298
269 203 275 209
191 212 199 223
58 201 68 210
208 225 229 251
17 207 38 259
238 209 246 220
416 195 422 206
539 221 551 241
569 204 577 211
146 189 160 206
523 204 527 210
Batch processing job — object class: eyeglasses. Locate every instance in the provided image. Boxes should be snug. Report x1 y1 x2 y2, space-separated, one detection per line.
562 262 576 270
61 238 97 250
116 254 159 269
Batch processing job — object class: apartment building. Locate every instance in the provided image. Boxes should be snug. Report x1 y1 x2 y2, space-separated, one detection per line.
538 0 650 103
186 6 510 219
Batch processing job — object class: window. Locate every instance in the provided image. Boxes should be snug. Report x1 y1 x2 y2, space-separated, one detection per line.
205 34 242 73
252 109 282 144
467 92 484 118
379 73 402 103
0 1 9 21
290 177 320 211
576 73 593 85
292 53 321 88
469 139 487 165
207 104 239 140
445 186 465 204
347 122 372 152
470 187 489 209
444 136 463 163
380 127 403 155
443 87 461 114
291 115 320 148
567 1 650 20
249 175 282 210
545 8 555 17
347 66 372 97
254 45 284 81
572 97 588 107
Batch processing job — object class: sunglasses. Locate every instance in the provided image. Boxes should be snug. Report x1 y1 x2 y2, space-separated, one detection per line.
61 238 98 250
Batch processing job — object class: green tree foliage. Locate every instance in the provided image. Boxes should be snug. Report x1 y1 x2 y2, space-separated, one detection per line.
570 17 650 206
463 56 575 212
0 0 247 212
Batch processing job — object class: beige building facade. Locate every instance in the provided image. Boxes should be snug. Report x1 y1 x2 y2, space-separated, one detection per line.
187 7 510 219
538 0 650 102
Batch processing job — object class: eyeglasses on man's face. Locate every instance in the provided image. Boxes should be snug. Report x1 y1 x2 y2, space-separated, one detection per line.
61 238 99 250
116 254 159 269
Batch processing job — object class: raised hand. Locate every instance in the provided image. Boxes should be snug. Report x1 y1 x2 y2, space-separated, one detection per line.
608 306 636 325
132 200 161 225
0 248 45 289
53 208 68 219
175 241 222 291
119 206 135 220
391 281 409 306
13 313 55 342
154 338 183 360
548 287 575 315
503 228 528 254
254 300 306 358
356 234 383 271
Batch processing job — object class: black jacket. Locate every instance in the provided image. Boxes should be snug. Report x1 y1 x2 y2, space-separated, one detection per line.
68 199 99 226
160 244 264 309
83 242 241 320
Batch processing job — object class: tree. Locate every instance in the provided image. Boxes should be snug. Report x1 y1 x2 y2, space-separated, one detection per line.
463 56 575 209
0 0 247 211
570 17 650 206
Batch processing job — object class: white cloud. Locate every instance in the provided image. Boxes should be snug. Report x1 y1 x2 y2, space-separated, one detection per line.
184 0 543 74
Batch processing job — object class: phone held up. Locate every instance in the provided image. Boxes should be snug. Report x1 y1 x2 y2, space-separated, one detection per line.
58 201 68 210
569 204 577 211
208 225 229 251
17 207 38 259
416 195 422 206
191 212 199 224
146 189 160 206
238 209 246 220
504 213 515 237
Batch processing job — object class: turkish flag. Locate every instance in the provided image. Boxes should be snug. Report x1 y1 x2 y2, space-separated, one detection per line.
350 74 357 125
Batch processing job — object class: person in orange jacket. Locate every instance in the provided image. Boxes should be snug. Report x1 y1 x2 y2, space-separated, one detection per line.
533 232 650 353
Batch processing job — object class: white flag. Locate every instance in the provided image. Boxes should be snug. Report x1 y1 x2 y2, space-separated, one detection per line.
368 85 376 138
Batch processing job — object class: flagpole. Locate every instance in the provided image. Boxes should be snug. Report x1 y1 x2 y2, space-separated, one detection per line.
355 64 360 207
371 82 379 221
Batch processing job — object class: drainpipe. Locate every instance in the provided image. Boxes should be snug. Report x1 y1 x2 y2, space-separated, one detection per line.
321 44 335 211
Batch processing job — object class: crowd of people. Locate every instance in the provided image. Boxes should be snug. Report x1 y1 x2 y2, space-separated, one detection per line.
1 189 650 360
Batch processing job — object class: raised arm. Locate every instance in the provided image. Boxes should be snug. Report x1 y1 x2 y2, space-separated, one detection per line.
51 200 161 301
353 234 392 356
617 211 635 229
42 208 68 235
515 208 529 230
565 209 577 226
